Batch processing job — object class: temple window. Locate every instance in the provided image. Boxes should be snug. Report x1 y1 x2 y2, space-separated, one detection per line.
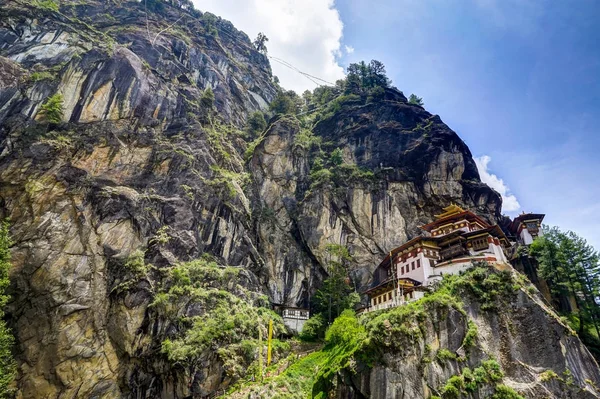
417 259 421 268
412 261 415 270
472 237 488 251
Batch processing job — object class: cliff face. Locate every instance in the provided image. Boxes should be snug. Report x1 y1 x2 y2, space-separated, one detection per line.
0 1 595 398
333 269 600 399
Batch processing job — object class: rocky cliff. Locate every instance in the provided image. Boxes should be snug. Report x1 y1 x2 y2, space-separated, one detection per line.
333 267 600 399
0 1 596 398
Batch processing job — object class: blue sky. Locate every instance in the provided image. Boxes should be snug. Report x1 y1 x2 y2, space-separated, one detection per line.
334 0 600 250
197 0 600 251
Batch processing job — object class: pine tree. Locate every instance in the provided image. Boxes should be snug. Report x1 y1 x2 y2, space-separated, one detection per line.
530 227 600 338
313 244 360 324
408 94 424 106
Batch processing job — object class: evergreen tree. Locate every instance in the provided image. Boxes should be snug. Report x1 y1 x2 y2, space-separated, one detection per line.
367 59 390 88
530 226 600 337
408 94 424 106
329 148 344 166
345 60 390 92
39 93 64 124
253 32 269 54
301 90 315 113
269 90 300 115
344 72 361 95
0 221 15 396
313 244 360 324
245 111 267 136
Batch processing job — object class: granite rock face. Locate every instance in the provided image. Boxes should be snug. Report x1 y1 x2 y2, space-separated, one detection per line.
334 286 600 399
0 1 597 398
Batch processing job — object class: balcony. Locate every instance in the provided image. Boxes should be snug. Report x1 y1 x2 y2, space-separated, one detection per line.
439 244 469 261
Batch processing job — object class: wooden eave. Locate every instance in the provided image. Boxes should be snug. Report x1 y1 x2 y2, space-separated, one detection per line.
420 210 491 232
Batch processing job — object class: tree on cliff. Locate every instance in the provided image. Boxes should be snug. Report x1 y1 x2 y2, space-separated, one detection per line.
269 90 301 115
530 227 600 339
39 93 63 124
345 60 390 93
408 94 424 106
313 244 360 325
0 221 15 396
253 32 269 54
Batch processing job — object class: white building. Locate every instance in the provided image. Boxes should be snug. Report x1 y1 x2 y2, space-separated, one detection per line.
363 204 512 312
507 213 545 245
272 304 310 333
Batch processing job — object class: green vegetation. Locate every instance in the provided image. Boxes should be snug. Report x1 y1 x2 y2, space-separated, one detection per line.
32 0 59 12
0 222 16 397
29 71 55 82
306 147 376 196
198 87 215 121
244 135 265 161
270 90 302 116
200 87 214 109
206 119 233 160
253 32 269 54
123 250 149 277
111 250 153 294
462 320 478 349
312 245 360 325
149 226 171 246
345 60 391 94
436 348 457 362
265 59 391 124
408 93 424 106
208 165 250 200
445 262 521 311
530 226 600 358
491 385 525 399
155 258 283 380
39 93 64 124
229 266 536 398
440 360 521 399
200 12 219 36
530 227 600 336
312 310 366 398
540 369 559 381
293 128 321 151
246 111 267 137
299 314 326 342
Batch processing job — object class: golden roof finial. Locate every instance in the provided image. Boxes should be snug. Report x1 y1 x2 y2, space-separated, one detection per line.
434 204 466 219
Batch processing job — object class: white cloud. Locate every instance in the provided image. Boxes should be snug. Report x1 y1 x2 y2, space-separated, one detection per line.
474 155 521 213
193 0 346 93
344 45 355 54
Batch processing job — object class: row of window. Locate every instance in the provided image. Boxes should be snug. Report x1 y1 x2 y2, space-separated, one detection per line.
424 248 438 257
371 291 414 306
283 310 309 319
471 237 489 251
400 259 421 275
372 291 393 305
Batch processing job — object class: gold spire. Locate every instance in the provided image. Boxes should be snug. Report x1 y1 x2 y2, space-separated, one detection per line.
434 203 466 219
